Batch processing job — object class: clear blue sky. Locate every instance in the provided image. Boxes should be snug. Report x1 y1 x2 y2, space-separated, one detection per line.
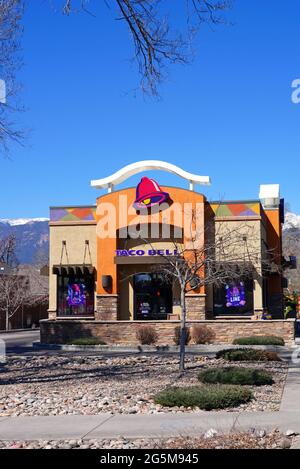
1 0 300 218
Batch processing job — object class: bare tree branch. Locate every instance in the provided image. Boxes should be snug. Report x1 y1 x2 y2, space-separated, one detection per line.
59 0 232 95
0 0 24 155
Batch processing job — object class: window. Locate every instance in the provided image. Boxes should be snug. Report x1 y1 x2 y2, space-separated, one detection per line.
213 278 254 316
57 272 94 316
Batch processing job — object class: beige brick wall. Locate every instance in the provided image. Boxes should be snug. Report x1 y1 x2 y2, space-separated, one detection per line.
48 223 96 316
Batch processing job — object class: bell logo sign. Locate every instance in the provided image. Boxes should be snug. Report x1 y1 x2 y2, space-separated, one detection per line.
133 177 170 209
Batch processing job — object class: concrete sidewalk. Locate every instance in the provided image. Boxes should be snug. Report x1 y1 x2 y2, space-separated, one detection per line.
0 411 300 441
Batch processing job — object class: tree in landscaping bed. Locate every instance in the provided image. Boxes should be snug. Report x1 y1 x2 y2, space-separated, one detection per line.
216 348 281 362
173 326 191 346
149 212 275 373
198 367 274 386
154 385 253 410
233 336 285 346
191 325 215 344
136 325 158 345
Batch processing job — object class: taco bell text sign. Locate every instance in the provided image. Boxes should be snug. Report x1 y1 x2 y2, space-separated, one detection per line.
115 249 179 257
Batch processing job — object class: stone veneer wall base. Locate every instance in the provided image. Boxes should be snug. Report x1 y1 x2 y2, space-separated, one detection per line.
40 319 296 347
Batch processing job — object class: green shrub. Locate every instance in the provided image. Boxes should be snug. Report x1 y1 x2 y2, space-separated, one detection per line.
198 367 274 386
135 325 158 345
216 348 281 362
154 385 253 410
173 326 191 346
233 336 285 346
67 338 106 346
191 325 216 344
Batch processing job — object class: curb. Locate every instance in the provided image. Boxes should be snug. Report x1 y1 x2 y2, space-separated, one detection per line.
33 342 290 353
0 329 40 334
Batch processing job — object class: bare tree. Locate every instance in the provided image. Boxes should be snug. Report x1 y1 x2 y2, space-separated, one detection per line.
0 234 19 267
0 272 30 330
149 213 278 372
60 0 232 95
0 0 24 155
0 235 48 329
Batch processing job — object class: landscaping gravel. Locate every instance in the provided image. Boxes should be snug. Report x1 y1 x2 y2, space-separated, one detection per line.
0 430 291 449
0 354 288 416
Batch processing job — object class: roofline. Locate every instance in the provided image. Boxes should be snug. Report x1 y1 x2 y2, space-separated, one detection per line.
209 199 261 205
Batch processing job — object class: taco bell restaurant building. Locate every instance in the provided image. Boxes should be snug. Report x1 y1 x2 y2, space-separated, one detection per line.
41 161 295 345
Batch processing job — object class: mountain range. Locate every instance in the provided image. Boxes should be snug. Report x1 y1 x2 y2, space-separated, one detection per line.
0 213 300 290
0 218 49 264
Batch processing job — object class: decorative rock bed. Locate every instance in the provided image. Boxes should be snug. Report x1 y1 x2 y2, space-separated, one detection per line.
0 354 288 417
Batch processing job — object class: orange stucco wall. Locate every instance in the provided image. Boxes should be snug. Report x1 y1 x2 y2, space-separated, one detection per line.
264 208 282 295
96 187 206 295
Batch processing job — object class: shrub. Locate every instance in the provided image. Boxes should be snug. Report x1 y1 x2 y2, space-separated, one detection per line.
191 325 215 344
154 385 253 410
233 336 285 346
198 367 274 386
216 348 281 362
67 338 106 345
135 325 158 345
173 326 191 346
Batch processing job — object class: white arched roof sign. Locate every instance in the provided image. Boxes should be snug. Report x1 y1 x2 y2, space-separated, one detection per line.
91 160 211 192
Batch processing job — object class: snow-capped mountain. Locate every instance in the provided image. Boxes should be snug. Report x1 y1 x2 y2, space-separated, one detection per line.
0 217 49 227
0 218 49 264
283 212 300 232
283 212 300 291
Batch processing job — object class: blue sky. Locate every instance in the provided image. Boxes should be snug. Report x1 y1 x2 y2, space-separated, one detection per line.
1 0 300 218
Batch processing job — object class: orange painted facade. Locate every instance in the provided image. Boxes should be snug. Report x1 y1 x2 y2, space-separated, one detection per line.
96 187 206 295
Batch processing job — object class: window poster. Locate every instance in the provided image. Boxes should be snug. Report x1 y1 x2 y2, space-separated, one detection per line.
67 282 86 307
225 282 246 308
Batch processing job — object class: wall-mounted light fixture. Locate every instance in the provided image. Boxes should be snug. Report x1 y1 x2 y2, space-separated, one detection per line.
102 275 112 290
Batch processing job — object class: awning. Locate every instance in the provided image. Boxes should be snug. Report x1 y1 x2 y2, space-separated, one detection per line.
52 264 95 276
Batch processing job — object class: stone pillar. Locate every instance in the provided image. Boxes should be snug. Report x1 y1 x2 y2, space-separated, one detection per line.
96 295 119 320
185 294 206 320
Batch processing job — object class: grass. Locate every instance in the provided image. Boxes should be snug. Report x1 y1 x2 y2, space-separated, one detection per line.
198 366 274 386
233 336 285 346
216 348 281 362
66 338 106 346
154 384 253 410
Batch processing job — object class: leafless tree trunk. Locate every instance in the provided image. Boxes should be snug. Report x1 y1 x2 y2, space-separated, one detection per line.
179 282 186 373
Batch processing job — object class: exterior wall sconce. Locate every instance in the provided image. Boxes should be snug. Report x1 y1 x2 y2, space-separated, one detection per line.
102 275 112 290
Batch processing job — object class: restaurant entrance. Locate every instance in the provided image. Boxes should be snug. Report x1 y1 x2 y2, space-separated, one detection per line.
133 272 172 320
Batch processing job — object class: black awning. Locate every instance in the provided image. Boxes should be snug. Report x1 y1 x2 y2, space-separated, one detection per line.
52 264 95 276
